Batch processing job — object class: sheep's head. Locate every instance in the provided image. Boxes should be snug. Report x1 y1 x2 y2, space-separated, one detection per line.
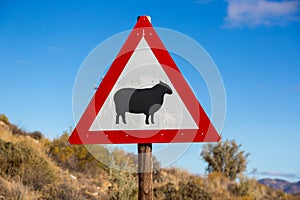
159 81 173 95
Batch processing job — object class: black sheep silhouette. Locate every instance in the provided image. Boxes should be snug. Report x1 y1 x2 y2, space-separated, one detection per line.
114 81 173 125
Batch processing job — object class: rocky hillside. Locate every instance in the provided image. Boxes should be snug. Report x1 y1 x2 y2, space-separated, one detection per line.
0 114 298 200
259 178 300 195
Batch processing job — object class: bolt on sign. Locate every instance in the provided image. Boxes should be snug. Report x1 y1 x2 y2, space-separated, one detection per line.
69 16 221 145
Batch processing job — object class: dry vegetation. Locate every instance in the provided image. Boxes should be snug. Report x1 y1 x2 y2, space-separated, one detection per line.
0 114 298 200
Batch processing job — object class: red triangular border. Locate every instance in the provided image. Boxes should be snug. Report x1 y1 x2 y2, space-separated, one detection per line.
69 16 221 144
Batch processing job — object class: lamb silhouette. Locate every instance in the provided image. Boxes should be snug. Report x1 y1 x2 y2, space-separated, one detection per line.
113 81 173 125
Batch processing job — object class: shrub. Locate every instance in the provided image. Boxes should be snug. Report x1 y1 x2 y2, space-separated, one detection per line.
0 114 9 124
177 181 212 200
229 180 250 197
154 182 176 200
0 139 56 191
201 140 249 180
28 131 44 140
11 125 27 136
0 139 30 178
0 177 31 200
107 150 138 200
21 156 56 191
154 181 212 200
48 132 108 173
40 182 83 200
152 156 162 183
9 124 44 140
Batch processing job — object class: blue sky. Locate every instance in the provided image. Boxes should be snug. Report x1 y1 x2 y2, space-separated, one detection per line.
1 0 300 181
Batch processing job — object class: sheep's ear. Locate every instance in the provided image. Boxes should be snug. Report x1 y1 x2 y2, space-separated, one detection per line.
159 80 162 84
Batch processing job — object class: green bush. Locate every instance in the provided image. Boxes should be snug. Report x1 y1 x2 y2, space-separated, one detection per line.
201 140 249 180
11 124 27 136
107 150 138 200
28 131 44 140
154 181 212 200
0 139 30 178
177 181 212 200
154 182 176 200
0 139 56 191
48 132 109 173
9 124 44 140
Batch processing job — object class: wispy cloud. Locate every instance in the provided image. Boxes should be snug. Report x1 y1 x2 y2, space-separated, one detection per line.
259 171 300 180
224 0 300 28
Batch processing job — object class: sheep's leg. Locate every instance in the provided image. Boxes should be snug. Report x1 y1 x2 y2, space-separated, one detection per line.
121 113 126 124
116 114 120 124
151 114 154 124
145 114 150 125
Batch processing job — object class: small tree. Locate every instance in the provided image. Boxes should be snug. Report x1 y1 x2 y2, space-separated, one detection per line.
201 140 249 180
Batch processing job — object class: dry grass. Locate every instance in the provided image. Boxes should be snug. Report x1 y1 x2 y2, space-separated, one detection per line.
0 124 88 199
0 120 298 200
0 177 37 200
157 167 192 186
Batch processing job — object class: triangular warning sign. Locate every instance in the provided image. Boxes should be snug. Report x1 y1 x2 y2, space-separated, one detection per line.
69 16 221 144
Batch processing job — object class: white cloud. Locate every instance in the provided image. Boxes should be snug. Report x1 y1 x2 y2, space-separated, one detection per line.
224 0 300 28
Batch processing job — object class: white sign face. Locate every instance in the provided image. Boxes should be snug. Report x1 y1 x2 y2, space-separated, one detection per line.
90 37 198 131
